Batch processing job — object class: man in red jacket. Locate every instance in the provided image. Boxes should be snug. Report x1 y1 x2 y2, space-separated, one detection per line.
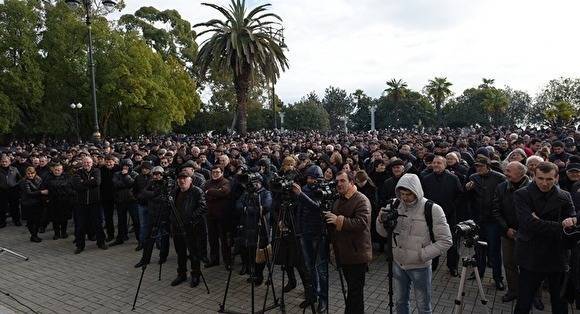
203 165 232 270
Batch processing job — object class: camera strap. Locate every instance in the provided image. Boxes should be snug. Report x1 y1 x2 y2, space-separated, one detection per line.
424 200 435 244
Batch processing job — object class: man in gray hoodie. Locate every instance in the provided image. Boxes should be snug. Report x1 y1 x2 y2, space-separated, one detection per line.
377 173 452 314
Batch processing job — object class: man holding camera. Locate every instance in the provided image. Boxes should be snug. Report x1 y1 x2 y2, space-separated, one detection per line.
324 171 372 314
514 162 576 313
377 173 452 314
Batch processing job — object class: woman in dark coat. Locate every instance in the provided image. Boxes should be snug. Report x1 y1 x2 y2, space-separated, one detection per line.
355 170 381 251
20 166 46 242
43 162 74 240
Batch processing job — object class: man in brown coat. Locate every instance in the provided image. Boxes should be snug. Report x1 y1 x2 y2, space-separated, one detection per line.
325 170 372 314
203 165 232 269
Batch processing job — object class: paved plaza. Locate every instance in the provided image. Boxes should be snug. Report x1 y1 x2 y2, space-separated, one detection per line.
0 222 553 313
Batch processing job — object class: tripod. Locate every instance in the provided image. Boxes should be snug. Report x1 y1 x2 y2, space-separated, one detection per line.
453 241 489 314
0 247 37 313
0 247 29 261
219 189 279 314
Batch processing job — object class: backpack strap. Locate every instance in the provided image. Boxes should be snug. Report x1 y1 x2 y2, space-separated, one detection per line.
425 200 435 243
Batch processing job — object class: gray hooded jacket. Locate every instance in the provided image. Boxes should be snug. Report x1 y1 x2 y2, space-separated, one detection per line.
376 173 452 270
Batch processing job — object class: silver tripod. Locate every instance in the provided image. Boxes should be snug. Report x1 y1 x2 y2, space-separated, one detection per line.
453 243 489 314
0 247 29 261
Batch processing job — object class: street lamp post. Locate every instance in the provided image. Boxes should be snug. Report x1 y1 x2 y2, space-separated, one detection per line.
70 102 83 142
266 26 287 130
339 116 348 134
278 112 285 131
369 104 377 131
65 0 117 141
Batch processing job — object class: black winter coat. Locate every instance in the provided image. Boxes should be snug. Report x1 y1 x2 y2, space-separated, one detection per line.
43 173 74 220
467 170 505 223
20 176 43 220
172 185 207 231
73 167 101 205
491 176 530 236
422 170 463 220
134 173 151 206
100 166 118 202
112 170 138 203
0 166 21 189
515 183 576 272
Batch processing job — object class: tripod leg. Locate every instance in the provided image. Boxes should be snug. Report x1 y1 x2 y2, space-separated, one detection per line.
199 271 210 294
158 263 162 281
337 265 347 304
473 270 489 311
132 265 147 311
219 267 234 312
453 266 468 314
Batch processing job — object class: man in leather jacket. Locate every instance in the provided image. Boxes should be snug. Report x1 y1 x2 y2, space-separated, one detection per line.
170 171 208 288
0 155 22 227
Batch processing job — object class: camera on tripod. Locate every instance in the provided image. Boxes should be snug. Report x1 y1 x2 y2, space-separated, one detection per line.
270 173 294 193
455 220 486 248
313 180 338 201
239 169 262 193
379 199 404 230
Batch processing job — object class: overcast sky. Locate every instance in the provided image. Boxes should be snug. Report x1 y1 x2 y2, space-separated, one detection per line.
117 0 580 104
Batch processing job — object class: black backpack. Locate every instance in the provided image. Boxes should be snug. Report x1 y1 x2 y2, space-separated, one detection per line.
390 198 440 271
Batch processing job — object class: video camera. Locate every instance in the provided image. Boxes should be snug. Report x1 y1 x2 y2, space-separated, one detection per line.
313 180 338 201
455 220 485 248
379 199 405 231
270 173 294 193
238 169 262 193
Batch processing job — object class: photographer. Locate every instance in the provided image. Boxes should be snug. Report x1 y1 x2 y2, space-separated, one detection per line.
110 159 141 249
170 171 208 288
134 166 170 268
324 170 372 314
235 173 272 286
292 165 327 312
377 173 452 314
514 162 576 313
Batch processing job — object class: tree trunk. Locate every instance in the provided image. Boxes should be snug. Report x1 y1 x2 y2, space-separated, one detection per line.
234 63 251 136
436 102 442 127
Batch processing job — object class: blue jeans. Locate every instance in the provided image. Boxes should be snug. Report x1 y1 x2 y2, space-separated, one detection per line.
138 205 149 243
393 263 432 314
476 222 503 281
300 234 328 301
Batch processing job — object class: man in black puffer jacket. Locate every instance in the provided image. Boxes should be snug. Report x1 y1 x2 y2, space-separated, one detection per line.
72 156 107 254
0 155 22 227
111 159 140 249
465 156 506 290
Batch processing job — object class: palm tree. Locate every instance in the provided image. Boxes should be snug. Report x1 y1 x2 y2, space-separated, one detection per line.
384 79 408 103
482 89 509 125
425 77 453 126
195 0 289 135
479 78 495 89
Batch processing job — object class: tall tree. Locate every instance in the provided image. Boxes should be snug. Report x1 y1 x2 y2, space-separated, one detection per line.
384 79 408 103
424 77 453 127
285 92 329 131
194 0 289 135
481 88 509 125
544 100 577 128
322 86 353 130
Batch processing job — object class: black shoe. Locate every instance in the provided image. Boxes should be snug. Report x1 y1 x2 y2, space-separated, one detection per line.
106 235 115 242
317 300 327 313
38 227 45 233
190 275 200 288
533 298 544 311
30 235 42 243
123 235 129 241
239 265 248 276
449 268 459 277
495 280 505 291
283 280 297 293
299 300 314 309
74 247 84 254
158 257 167 265
61 232 69 239
53 233 60 240
98 243 109 250
13 220 22 227
109 239 124 246
134 260 148 268
502 292 517 303
171 275 187 287
135 244 143 251
204 261 219 268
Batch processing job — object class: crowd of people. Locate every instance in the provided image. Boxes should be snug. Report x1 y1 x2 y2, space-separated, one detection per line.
1 126 579 313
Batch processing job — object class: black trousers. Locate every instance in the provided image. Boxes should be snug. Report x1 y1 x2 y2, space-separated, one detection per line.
514 267 567 314
173 223 202 276
207 216 231 265
24 205 42 236
75 204 105 248
0 187 20 223
342 263 366 314
102 199 115 238
141 219 170 264
116 202 140 242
